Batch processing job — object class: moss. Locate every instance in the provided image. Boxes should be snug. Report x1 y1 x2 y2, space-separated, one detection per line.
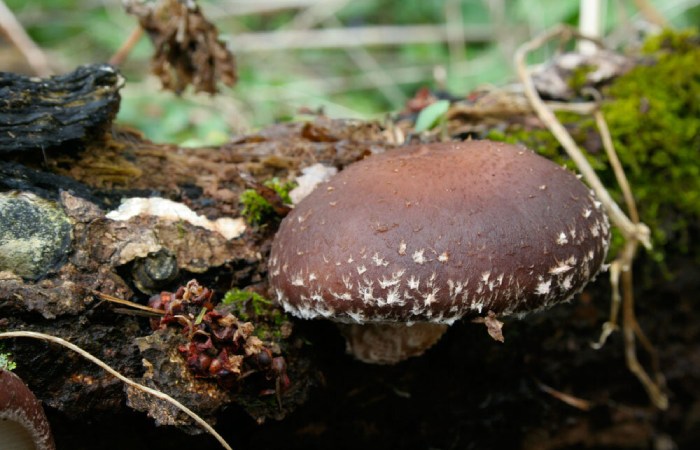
0 352 16 371
568 64 597 94
489 29 700 262
486 114 605 171
222 288 290 340
222 288 272 320
601 29 700 257
240 177 296 226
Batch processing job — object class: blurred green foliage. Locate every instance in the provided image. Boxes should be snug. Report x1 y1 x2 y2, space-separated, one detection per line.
2 0 699 144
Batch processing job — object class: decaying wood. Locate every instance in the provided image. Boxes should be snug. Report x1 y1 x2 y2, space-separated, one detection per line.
0 64 122 153
0 63 398 431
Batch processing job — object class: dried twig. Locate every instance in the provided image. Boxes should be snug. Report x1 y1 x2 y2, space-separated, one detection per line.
229 24 504 52
93 290 165 315
633 0 669 28
514 24 667 410
591 91 667 409
587 89 639 223
536 379 593 411
0 330 234 450
109 26 145 67
0 0 52 76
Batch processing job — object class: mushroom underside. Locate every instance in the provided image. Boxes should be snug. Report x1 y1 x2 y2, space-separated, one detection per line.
338 322 449 364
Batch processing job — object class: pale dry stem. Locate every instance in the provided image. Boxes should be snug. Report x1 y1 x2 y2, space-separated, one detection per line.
515 24 667 409
109 26 145 67
0 0 53 76
0 331 234 450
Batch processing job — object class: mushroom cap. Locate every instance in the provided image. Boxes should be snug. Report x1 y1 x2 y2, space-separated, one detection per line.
269 140 610 324
0 369 56 450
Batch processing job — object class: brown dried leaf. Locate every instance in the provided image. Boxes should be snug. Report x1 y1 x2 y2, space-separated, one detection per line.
124 0 237 94
473 311 505 343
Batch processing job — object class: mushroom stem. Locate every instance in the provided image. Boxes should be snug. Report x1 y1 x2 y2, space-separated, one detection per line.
338 323 448 364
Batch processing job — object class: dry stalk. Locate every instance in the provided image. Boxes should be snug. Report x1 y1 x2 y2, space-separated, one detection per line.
633 0 669 28
514 24 668 410
109 26 145 67
0 330 234 450
94 290 165 315
0 0 52 76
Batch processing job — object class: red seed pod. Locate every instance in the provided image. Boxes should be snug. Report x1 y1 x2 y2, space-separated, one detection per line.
197 353 212 372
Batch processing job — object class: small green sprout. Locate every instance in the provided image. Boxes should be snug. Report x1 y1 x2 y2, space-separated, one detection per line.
223 288 273 320
414 99 450 133
240 178 296 225
0 352 17 371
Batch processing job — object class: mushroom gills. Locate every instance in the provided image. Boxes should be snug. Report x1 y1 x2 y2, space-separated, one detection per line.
0 420 39 450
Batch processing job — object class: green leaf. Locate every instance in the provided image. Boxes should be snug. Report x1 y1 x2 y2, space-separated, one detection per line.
414 100 450 132
0 353 16 371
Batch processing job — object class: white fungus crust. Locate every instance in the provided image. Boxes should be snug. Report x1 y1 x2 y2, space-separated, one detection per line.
269 140 611 325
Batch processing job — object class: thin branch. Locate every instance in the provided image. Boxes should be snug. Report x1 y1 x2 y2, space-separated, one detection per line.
109 26 144 67
633 0 669 27
93 290 165 315
591 259 621 349
585 88 640 222
282 0 350 31
0 331 234 450
536 379 593 411
621 260 669 409
588 90 665 408
515 24 667 410
229 24 506 52
206 0 325 18
0 0 52 76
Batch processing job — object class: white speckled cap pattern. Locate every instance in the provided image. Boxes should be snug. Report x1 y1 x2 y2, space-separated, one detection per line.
269 140 610 325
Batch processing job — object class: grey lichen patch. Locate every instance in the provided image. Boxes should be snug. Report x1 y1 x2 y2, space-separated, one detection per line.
0 191 72 280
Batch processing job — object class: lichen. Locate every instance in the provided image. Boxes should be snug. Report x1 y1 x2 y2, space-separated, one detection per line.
240 178 296 226
489 29 700 262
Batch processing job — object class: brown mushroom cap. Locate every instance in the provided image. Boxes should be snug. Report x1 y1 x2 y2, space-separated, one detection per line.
269 140 610 326
0 369 56 450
